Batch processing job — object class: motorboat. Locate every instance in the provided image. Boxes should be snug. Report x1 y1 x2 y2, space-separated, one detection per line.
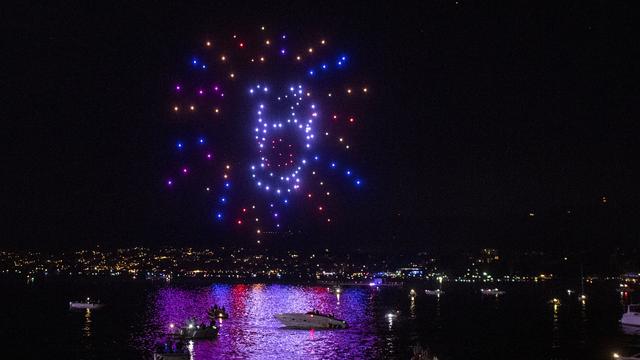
618 284 635 293
480 288 505 296
620 305 640 327
153 341 190 360
274 311 348 329
411 345 439 360
613 352 640 359
548 298 561 305
69 297 103 309
170 319 218 340
424 289 444 296
207 306 229 319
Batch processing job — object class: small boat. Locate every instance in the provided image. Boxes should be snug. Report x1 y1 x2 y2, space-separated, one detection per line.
617 284 635 293
409 289 417 298
424 289 444 296
69 297 103 309
620 304 640 327
327 286 342 294
153 341 190 360
386 310 401 319
613 352 640 359
274 311 348 329
549 298 561 305
170 319 218 340
411 345 439 360
480 288 505 296
207 306 229 319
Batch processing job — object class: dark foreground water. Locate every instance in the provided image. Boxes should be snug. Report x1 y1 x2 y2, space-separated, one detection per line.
1 278 638 359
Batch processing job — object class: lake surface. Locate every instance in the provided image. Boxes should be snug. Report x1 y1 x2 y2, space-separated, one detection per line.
1 278 638 359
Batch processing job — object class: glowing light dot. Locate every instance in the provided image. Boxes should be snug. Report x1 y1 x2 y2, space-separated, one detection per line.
190 105 195 111
221 55 226 61
214 108 220 113
265 40 270 45
308 47 313 53
173 106 179 112
261 26 265 31
321 39 326 45
260 57 265 62
363 87 368 93
347 89 352 94
229 73 235 78
206 41 211 47
256 229 261 234
182 168 188 174
327 218 331 222
167 180 173 186
296 56 301 61
239 42 244 48
349 117 355 123
226 165 230 170
237 220 242 225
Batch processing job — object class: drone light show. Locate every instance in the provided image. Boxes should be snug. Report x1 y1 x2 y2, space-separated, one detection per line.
165 26 368 235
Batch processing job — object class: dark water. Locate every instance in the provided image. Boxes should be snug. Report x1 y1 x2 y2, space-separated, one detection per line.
1 278 638 359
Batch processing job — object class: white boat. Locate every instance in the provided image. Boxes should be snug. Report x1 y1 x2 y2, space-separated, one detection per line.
274 311 348 329
620 304 640 327
480 288 505 296
69 297 103 309
424 289 444 296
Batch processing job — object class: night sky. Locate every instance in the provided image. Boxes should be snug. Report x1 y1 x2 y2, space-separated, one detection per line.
5 2 639 253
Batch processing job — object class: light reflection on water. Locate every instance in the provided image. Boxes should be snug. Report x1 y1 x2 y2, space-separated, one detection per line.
139 284 381 359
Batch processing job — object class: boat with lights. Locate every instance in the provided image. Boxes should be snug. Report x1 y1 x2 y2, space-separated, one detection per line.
274 311 348 329
170 318 218 340
69 297 103 309
207 305 229 319
480 288 505 296
620 305 640 327
153 340 190 360
424 289 444 296
613 352 640 359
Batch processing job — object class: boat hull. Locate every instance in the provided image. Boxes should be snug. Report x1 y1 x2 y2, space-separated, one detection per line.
621 314 640 327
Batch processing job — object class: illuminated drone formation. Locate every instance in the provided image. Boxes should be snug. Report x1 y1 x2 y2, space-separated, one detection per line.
165 27 368 236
